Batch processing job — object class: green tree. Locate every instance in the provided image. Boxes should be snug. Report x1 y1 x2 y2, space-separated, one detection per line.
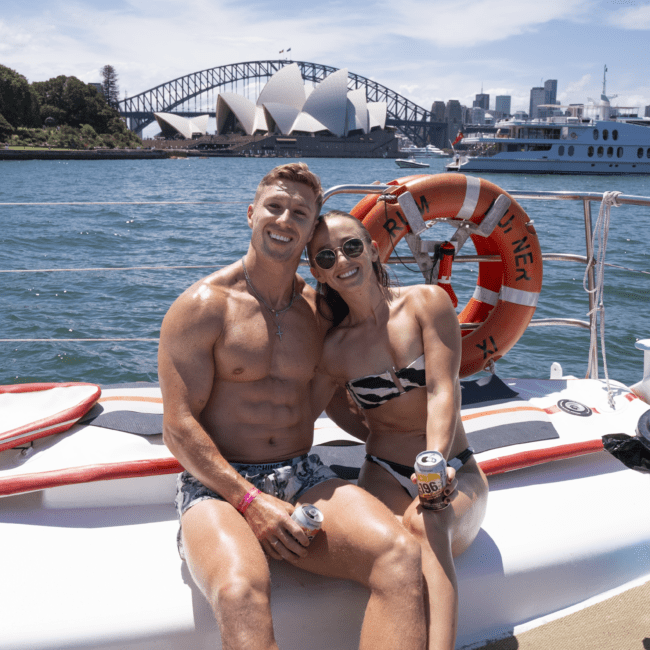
0 65 41 128
0 112 13 140
101 65 120 108
32 75 126 133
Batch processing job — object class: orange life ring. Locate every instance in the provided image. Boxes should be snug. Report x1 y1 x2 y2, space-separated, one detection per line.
350 173 542 377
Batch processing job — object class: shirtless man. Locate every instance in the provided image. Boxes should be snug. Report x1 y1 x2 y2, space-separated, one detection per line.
158 163 426 650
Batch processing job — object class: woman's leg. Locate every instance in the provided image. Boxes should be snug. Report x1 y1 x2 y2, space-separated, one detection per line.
402 461 488 650
360 459 488 650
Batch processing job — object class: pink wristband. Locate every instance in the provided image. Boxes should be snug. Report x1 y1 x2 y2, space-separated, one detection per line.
236 488 260 514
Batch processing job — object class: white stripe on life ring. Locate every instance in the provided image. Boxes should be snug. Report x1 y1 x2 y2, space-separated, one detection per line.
500 286 540 307
456 176 481 220
473 285 499 306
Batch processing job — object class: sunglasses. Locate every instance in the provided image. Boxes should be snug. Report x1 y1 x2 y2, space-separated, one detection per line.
314 238 365 270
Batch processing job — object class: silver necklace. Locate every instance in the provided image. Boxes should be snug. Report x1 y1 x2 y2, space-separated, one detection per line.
241 258 296 342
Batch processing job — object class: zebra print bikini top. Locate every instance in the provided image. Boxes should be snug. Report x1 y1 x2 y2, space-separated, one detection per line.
345 354 426 410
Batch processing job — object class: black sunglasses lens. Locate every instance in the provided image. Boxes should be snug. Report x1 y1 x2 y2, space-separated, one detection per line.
343 238 364 258
315 250 336 269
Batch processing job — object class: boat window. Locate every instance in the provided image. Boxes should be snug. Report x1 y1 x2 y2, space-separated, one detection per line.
593 129 599 140
647 149 650 159
617 147 623 158
607 147 613 158
638 148 644 158
598 146 604 157
558 145 565 155
603 129 609 141
588 146 594 157
612 130 619 141
568 146 575 156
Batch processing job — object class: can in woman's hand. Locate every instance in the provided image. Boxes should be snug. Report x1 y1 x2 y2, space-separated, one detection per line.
415 451 448 510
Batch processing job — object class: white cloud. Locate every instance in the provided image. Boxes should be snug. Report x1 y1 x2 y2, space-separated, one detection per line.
610 4 650 28
384 0 594 47
2 0 649 116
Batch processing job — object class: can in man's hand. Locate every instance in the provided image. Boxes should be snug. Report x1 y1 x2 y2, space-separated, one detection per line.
415 451 448 510
291 504 324 542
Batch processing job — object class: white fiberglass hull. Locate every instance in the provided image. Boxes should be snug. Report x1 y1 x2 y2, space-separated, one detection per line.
447 152 650 175
2 448 649 650
396 158 430 169
1 377 649 650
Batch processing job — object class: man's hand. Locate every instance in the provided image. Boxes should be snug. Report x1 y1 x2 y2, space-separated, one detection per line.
243 493 311 560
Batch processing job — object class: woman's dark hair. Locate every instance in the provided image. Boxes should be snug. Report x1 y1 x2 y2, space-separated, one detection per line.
309 210 392 329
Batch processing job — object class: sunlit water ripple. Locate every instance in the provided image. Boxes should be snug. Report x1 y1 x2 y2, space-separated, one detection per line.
1 157 648 387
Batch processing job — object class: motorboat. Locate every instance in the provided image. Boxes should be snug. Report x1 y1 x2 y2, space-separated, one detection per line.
1 176 649 650
396 156 430 168
447 69 650 175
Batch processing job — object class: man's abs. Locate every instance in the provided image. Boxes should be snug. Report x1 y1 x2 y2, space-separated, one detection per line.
200 378 315 463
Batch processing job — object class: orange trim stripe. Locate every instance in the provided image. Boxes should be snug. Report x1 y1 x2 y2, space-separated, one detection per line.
462 405 545 422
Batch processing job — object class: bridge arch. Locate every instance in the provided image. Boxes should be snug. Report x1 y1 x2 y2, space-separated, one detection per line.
118 60 445 147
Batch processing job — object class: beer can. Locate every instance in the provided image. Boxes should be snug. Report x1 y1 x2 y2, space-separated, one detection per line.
291 504 324 542
415 451 448 510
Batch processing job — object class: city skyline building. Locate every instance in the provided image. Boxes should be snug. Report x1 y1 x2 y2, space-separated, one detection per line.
544 79 558 106
431 100 446 122
529 86 545 119
445 99 463 143
495 95 511 117
473 93 489 110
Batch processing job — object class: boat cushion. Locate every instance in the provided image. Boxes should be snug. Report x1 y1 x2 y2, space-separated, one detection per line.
0 383 101 452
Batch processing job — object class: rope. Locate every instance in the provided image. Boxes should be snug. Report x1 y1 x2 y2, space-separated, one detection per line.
583 191 621 408
0 201 247 206
0 264 226 274
0 338 159 342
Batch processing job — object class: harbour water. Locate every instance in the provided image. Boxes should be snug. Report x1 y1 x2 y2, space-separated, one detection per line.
1 157 648 387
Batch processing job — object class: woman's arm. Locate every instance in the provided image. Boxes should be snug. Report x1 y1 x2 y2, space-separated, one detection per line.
416 285 462 460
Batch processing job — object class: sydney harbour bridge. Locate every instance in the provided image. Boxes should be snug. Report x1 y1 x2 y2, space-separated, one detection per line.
117 60 446 147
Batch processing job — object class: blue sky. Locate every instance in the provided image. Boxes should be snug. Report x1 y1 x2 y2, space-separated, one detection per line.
2 0 649 124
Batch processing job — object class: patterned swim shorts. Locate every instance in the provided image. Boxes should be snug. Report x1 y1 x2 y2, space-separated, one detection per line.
174 453 338 558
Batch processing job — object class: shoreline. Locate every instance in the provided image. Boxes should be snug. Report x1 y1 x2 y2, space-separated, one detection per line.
0 148 171 160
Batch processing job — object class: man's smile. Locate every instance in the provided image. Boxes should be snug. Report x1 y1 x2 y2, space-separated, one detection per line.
269 232 292 243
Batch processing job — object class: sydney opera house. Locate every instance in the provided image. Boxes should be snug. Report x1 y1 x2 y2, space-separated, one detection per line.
152 64 395 157
215 64 386 137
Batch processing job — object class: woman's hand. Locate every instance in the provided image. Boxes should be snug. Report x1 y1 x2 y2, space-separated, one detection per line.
410 464 458 507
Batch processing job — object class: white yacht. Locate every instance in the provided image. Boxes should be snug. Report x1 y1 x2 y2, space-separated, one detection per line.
447 72 650 175
399 144 450 158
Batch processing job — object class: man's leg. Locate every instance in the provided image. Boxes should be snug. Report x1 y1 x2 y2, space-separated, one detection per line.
181 499 278 650
292 478 426 650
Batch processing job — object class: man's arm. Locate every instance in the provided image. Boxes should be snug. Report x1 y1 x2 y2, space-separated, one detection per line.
158 285 309 560
310 336 370 442
325 385 370 442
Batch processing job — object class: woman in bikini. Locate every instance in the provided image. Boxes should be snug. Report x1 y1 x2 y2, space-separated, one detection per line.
309 210 488 650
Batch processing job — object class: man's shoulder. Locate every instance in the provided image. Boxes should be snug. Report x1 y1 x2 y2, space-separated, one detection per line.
179 262 240 305
163 262 241 330
298 279 332 333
